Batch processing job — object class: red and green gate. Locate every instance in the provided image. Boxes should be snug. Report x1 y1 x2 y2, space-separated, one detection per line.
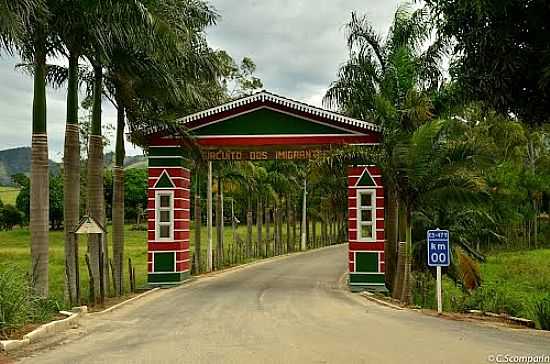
143 91 387 291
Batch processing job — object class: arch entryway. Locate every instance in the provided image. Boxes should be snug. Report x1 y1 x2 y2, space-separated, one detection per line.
142 91 386 291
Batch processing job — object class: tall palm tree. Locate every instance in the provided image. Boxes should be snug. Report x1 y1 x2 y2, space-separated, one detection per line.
104 0 220 293
50 0 90 305
324 3 446 296
14 1 54 297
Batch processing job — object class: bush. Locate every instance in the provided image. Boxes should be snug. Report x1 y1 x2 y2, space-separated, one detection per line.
0 266 59 339
533 295 550 330
0 204 24 230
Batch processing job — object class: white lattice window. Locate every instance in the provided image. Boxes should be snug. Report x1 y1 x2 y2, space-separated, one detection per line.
357 190 376 241
156 191 173 241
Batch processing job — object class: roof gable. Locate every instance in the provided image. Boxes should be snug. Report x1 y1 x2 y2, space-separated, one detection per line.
194 107 356 136
178 91 381 135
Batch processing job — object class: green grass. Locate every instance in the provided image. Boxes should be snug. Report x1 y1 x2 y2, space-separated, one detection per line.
414 248 550 329
0 222 316 306
0 186 20 205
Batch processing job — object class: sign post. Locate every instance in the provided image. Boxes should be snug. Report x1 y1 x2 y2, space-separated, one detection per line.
427 229 450 314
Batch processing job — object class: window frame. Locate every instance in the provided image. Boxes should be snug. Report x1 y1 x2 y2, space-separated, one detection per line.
357 189 376 242
155 190 174 241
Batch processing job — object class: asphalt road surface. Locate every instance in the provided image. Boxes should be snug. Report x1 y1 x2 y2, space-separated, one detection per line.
19 245 550 364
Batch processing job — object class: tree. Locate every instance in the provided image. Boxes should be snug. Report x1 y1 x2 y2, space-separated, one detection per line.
424 0 550 125
324 3 446 295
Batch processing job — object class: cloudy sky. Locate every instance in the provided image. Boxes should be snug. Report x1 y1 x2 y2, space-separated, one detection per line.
0 0 401 160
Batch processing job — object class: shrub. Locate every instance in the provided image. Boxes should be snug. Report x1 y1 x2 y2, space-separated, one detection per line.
0 266 59 339
0 266 32 338
0 204 24 230
533 295 550 330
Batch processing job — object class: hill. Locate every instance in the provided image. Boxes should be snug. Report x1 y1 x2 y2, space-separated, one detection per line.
0 147 146 186
0 147 60 186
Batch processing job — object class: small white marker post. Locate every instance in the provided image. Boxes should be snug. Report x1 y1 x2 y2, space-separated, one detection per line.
427 229 450 315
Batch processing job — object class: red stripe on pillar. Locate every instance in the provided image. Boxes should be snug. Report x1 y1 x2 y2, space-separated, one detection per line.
376 231 385 240
376 209 385 219
349 262 355 272
349 242 385 251
148 242 186 251
148 167 186 178
176 251 190 261
176 261 190 272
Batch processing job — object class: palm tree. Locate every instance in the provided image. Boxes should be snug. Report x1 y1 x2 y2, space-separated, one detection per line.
12 0 54 297
104 0 220 292
50 0 90 305
324 3 446 296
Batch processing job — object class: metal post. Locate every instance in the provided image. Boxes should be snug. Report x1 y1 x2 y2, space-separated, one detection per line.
301 178 307 251
207 161 213 272
436 266 442 314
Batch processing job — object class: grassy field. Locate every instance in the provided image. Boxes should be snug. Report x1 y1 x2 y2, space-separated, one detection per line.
0 223 313 306
0 186 20 205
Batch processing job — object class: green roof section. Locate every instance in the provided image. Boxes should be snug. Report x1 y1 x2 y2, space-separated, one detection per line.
193 108 355 136
154 171 175 188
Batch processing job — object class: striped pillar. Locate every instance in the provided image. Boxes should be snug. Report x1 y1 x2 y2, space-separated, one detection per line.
348 165 387 292
147 145 191 285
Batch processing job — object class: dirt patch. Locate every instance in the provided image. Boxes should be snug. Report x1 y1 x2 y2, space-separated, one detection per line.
85 293 139 313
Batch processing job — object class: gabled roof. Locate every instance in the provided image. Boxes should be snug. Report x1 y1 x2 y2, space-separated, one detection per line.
176 90 382 133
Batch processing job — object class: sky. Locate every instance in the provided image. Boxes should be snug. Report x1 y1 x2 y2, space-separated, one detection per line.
0 0 401 161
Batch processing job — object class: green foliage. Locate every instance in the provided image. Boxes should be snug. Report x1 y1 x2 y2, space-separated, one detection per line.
533 295 550 330
0 265 58 339
16 173 64 229
0 204 24 230
424 0 550 124
124 168 148 222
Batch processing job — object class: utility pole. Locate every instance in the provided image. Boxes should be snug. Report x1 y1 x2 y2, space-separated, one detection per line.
207 161 213 272
301 178 307 251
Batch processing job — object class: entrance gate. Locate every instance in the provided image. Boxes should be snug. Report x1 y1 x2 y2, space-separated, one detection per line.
143 91 386 291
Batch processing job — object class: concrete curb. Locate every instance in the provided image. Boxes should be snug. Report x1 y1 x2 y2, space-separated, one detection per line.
0 306 87 353
360 292 404 310
94 288 161 315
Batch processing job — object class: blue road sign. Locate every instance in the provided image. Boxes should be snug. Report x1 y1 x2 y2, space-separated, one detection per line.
427 229 450 267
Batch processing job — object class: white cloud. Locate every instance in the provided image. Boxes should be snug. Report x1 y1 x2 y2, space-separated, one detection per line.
0 0 400 159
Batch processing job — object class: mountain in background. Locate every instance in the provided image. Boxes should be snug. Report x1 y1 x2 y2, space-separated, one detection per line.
0 147 146 186
0 147 60 186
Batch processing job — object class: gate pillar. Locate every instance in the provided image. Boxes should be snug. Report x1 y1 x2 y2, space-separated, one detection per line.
347 165 387 292
147 145 191 285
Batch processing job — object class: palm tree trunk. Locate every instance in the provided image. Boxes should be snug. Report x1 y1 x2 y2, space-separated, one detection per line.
257 199 263 256
194 194 201 273
87 64 105 298
286 196 291 252
63 51 80 304
385 186 398 292
246 196 253 257
400 208 413 304
216 177 222 268
30 44 49 297
111 96 125 296
265 203 271 255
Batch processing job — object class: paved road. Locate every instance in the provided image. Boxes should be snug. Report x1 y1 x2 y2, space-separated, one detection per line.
20 245 550 364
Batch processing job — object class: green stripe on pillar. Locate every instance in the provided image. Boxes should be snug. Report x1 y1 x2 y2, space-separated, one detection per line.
149 147 184 157
149 158 183 167
148 272 190 284
349 273 385 284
